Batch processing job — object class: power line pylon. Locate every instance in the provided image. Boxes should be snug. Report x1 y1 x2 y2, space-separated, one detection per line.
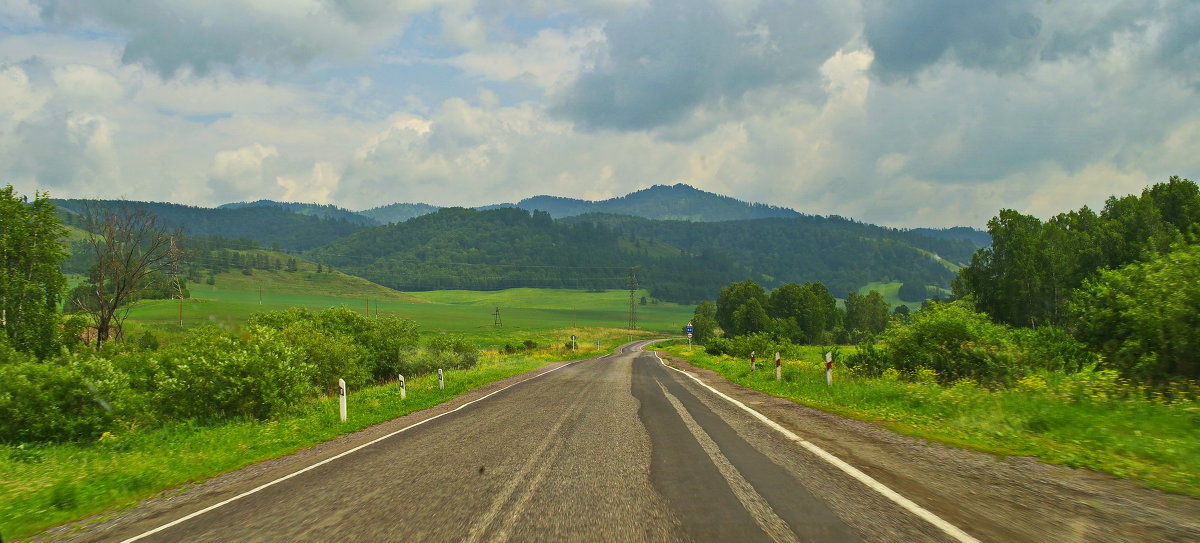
493 307 503 327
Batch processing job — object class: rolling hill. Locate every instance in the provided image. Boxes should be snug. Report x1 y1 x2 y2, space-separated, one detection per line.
218 200 378 226
53 199 367 252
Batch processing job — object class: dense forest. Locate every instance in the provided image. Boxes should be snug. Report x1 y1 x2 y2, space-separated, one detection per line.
357 202 442 224
306 207 755 303
566 213 976 296
512 183 804 221
218 200 379 226
49 187 985 302
53 199 366 252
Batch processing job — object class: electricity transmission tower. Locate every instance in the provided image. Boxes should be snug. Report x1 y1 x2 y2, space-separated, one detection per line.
492 307 503 327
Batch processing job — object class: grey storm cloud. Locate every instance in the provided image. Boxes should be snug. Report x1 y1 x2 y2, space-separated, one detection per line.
551 0 855 131
862 0 1045 82
33 0 416 77
1154 0 1200 87
863 0 1200 84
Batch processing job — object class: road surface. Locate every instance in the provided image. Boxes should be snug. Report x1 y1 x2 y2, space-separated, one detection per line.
42 341 1200 542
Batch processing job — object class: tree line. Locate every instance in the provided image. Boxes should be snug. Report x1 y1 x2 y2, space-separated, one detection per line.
693 176 1200 385
954 176 1200 382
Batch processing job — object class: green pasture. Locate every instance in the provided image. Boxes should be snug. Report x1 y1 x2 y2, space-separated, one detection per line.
857 281 950 311
126 271 693 348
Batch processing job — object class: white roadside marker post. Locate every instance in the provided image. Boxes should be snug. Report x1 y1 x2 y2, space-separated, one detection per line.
750 351 756 371
399 374 406 400
438 368 444 390
338 378 347 423
825 352 833 386
775 351 781 381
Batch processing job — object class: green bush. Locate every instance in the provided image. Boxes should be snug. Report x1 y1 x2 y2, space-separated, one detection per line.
248 307 420 381
847 301 1021 385
845 301 1094 386
155 326 314 421
1071 244 1200 382
360 315 421 379
0 352 126 442
426 334 480 369
277 320 370 392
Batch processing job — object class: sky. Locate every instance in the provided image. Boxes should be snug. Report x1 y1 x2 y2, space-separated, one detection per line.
0 0 1197 228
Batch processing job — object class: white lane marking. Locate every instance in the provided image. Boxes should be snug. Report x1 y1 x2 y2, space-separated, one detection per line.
656 381 803 543
119 359 588 543
651 351 982 543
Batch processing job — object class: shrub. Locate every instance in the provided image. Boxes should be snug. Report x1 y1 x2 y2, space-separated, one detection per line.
278 320 370 392
0 352 125 442
155 326 314 421
426 334 480 370
1071 244 1200 382
846 301 1021 385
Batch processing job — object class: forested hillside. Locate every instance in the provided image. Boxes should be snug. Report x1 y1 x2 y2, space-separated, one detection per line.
306 207 755 303
513 183 803 221
218 200 378 226
565 213 975 296
53 199 366 252
357 202 442 224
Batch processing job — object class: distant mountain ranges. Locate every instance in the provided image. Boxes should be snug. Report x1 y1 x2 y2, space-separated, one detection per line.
53 184 988 303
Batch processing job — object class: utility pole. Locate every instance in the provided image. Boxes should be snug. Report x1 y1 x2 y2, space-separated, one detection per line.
627 267 637 335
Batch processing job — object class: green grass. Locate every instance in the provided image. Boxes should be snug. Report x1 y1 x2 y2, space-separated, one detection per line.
857 281 950 311
0 353 556 540
663 344 1200 498
127 269 693 348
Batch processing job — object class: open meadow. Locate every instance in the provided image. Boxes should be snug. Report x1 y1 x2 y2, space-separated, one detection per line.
125 268 694 349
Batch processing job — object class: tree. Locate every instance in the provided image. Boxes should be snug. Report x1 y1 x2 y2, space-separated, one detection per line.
845 290 889 338
0 186 68 357
715 280 766 335
1072 244 1200 382
766 281 837 343
75 203 182 347
690 300 718 344
731 297 770 337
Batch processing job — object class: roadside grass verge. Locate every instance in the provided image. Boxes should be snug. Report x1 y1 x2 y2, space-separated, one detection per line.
662 344 1200 498
0 353 555 540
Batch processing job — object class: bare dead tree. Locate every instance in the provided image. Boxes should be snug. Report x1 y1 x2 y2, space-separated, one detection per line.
78 202 182 348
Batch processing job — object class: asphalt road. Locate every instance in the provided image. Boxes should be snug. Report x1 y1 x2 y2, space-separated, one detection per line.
52 340 1200 543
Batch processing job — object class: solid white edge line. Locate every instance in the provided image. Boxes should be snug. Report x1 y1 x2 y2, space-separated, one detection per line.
651 350 983 543
119 358 588 543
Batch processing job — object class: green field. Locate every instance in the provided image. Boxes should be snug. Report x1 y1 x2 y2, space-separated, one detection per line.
857 281 951 311
125 268 693 349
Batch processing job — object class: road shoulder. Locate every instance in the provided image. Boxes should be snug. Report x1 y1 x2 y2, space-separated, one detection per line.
656 352 1200 543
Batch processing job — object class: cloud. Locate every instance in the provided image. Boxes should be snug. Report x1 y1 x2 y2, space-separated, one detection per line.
862 0 1199 85
862 0 1044 82
551 0 855 131
208 143 279 201
445 25 604 90
32 0 431 77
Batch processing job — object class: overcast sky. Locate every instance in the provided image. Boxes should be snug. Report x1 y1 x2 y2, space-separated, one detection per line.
1 0 1197 227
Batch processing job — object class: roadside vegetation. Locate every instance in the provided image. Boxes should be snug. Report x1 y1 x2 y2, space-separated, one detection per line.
679 176 1200 496
0 350 550 539
662 343 1200 498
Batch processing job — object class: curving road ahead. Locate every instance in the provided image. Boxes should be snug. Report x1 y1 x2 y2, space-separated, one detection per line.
50 341 1200 542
